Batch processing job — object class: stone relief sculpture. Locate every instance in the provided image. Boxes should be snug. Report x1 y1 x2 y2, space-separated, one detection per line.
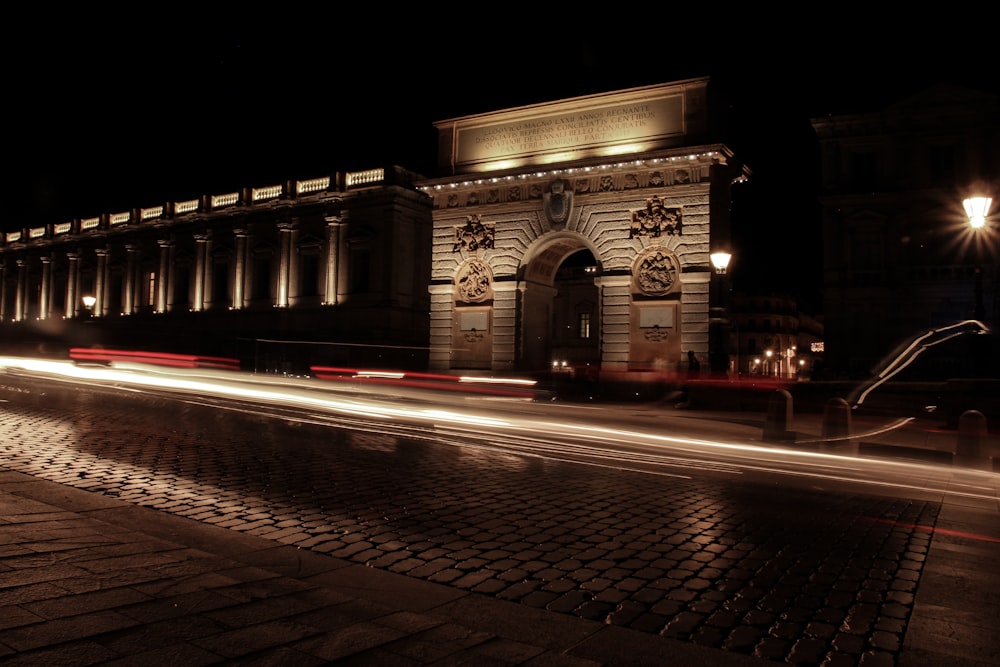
635 248 679 296
644 326 669 343
630 196 682 238
543 179 572 229
453 215 495 252
430 165 708 211
456 258 492 303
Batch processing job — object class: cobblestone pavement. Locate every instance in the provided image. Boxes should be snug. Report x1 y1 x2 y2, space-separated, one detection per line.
0 380 956 666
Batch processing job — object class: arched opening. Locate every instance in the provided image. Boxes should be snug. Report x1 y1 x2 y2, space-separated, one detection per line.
549 249 601 377
519 237 601 374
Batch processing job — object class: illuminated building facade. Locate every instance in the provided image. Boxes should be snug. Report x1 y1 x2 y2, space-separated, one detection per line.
813 84 1000 379
728 292 823 380
421 78 748 379
0 79 748 381
0 168 432 371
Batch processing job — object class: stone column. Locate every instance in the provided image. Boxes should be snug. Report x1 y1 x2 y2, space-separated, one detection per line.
65 252 79 318
233 228 247 309
277 221 297 308
15 259 27 322
123 244 138 315
203 234 214 308
324 215 344 306
94 248 109 317
156 240 172 313
39 256 52 320
193 233 209 311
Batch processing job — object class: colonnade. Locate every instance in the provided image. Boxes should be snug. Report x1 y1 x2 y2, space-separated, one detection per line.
0 213 349 324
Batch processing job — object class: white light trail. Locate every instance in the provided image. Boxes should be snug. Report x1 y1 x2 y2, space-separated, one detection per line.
1 355 997 504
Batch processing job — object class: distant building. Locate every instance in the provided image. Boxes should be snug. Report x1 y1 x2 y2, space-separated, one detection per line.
728 292 824 380
812 84 1000 379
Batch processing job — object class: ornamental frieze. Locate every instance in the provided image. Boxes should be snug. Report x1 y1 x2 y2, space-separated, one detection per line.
456 258 492 303
630 196 682 238
453 215 495 252
644 326 670 343
430 165 708 209
635 248 680 296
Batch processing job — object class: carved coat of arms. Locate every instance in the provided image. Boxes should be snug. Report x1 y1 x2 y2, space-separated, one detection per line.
543 179 572 228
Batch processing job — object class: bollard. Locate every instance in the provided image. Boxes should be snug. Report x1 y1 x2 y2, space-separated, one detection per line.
955 409 988 468
763 389 795 442
822 397 852 449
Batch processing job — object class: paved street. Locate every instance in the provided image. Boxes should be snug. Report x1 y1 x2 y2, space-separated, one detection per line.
1 374 998 665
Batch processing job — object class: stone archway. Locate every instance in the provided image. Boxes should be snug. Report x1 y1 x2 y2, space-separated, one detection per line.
517 233 601 373
422 78 747 379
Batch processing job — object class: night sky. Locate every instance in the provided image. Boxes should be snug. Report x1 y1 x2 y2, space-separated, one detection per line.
4 12 996 313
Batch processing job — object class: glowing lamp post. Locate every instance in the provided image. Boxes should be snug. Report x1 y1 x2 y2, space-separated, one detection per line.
81 295 96 318
963 196 992 320
709 252 733 375
710 252 731 276
964 196 992 230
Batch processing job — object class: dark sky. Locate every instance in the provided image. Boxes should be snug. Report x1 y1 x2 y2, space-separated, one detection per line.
4 13 997 312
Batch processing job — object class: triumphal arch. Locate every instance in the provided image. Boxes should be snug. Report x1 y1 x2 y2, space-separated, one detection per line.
419 78 747 380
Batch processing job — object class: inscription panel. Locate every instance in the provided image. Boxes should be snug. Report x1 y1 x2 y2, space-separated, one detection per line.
456 96 683 166
435 79 709 174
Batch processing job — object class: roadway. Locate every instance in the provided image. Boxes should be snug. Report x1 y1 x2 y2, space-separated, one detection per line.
0 360 997 666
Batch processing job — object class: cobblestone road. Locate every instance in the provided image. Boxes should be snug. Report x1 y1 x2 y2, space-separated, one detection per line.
0 379 939 666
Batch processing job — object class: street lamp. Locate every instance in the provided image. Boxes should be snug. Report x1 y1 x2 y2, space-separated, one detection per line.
710 252 731 276
964 196 992 229
709 252 733 375
963 196 992 320
81 295 96 318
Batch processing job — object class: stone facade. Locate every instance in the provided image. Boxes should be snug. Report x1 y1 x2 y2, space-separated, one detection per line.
0 168 433 372
0 78 750 383
421 79 747 377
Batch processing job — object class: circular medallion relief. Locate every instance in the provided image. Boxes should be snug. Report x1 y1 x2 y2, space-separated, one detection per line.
635 249 679 297
457 259 492 303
